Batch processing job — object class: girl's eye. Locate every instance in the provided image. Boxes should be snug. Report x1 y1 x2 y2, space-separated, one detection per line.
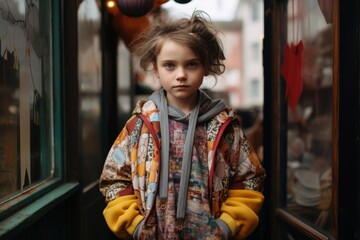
164 63 175 69
187 62 198 69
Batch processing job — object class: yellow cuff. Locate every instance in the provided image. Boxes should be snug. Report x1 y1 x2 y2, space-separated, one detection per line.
219 190 264 239
103 195 144 238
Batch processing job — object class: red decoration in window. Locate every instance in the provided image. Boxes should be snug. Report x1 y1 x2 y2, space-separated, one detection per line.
280 40 304 113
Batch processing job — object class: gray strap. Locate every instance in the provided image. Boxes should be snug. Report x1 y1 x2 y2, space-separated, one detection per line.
176 97 201 220
159 91 170 199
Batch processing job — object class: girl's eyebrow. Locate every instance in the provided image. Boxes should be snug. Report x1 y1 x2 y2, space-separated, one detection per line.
159 58 200 63
187 58 201 62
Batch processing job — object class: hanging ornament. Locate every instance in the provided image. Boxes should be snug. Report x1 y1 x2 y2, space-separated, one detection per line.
116 0 154 17
173 0 192 3
280 0 304 113
281 41 304 113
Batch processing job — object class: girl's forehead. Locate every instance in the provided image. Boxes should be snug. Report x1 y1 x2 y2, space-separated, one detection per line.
155 38 201 63
158 38 191 52
158 39 194 54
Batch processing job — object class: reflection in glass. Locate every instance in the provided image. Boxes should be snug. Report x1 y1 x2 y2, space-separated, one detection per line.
0 0 53 202
284 0 333 235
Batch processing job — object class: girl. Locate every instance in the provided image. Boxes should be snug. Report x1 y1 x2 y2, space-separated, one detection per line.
99 10 266 240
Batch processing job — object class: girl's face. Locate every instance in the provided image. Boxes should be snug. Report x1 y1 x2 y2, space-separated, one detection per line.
155 39 205 114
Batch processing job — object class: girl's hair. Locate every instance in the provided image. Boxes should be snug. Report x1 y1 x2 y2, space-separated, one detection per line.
131 10 226 78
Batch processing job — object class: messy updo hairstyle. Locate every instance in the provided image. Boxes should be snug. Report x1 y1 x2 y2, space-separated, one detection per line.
130 10 226 78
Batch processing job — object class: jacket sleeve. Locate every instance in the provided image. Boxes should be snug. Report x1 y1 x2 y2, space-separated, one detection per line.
103 195 144 239
219 190 264 239
99 116 144 238
220 123 266 239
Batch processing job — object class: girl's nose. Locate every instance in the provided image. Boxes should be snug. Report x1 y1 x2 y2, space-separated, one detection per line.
176 67 187 81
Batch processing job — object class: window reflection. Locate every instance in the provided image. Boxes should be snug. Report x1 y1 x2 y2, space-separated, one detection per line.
0 0 53 202
284 0 333 234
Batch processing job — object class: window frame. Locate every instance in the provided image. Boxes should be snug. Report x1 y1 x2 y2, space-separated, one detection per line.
0 1 78 238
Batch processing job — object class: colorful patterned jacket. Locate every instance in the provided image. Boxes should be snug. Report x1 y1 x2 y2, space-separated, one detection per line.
99 99 266 239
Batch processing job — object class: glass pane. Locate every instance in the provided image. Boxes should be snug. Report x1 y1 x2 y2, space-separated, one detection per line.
284 0 333 234
0 0 53 202
78 0 103 187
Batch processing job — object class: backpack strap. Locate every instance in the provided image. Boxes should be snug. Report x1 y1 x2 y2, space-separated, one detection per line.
138 114 160 151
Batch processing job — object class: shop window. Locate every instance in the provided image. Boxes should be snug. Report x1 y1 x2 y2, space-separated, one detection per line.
0 0 54 205
281 0 334 237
